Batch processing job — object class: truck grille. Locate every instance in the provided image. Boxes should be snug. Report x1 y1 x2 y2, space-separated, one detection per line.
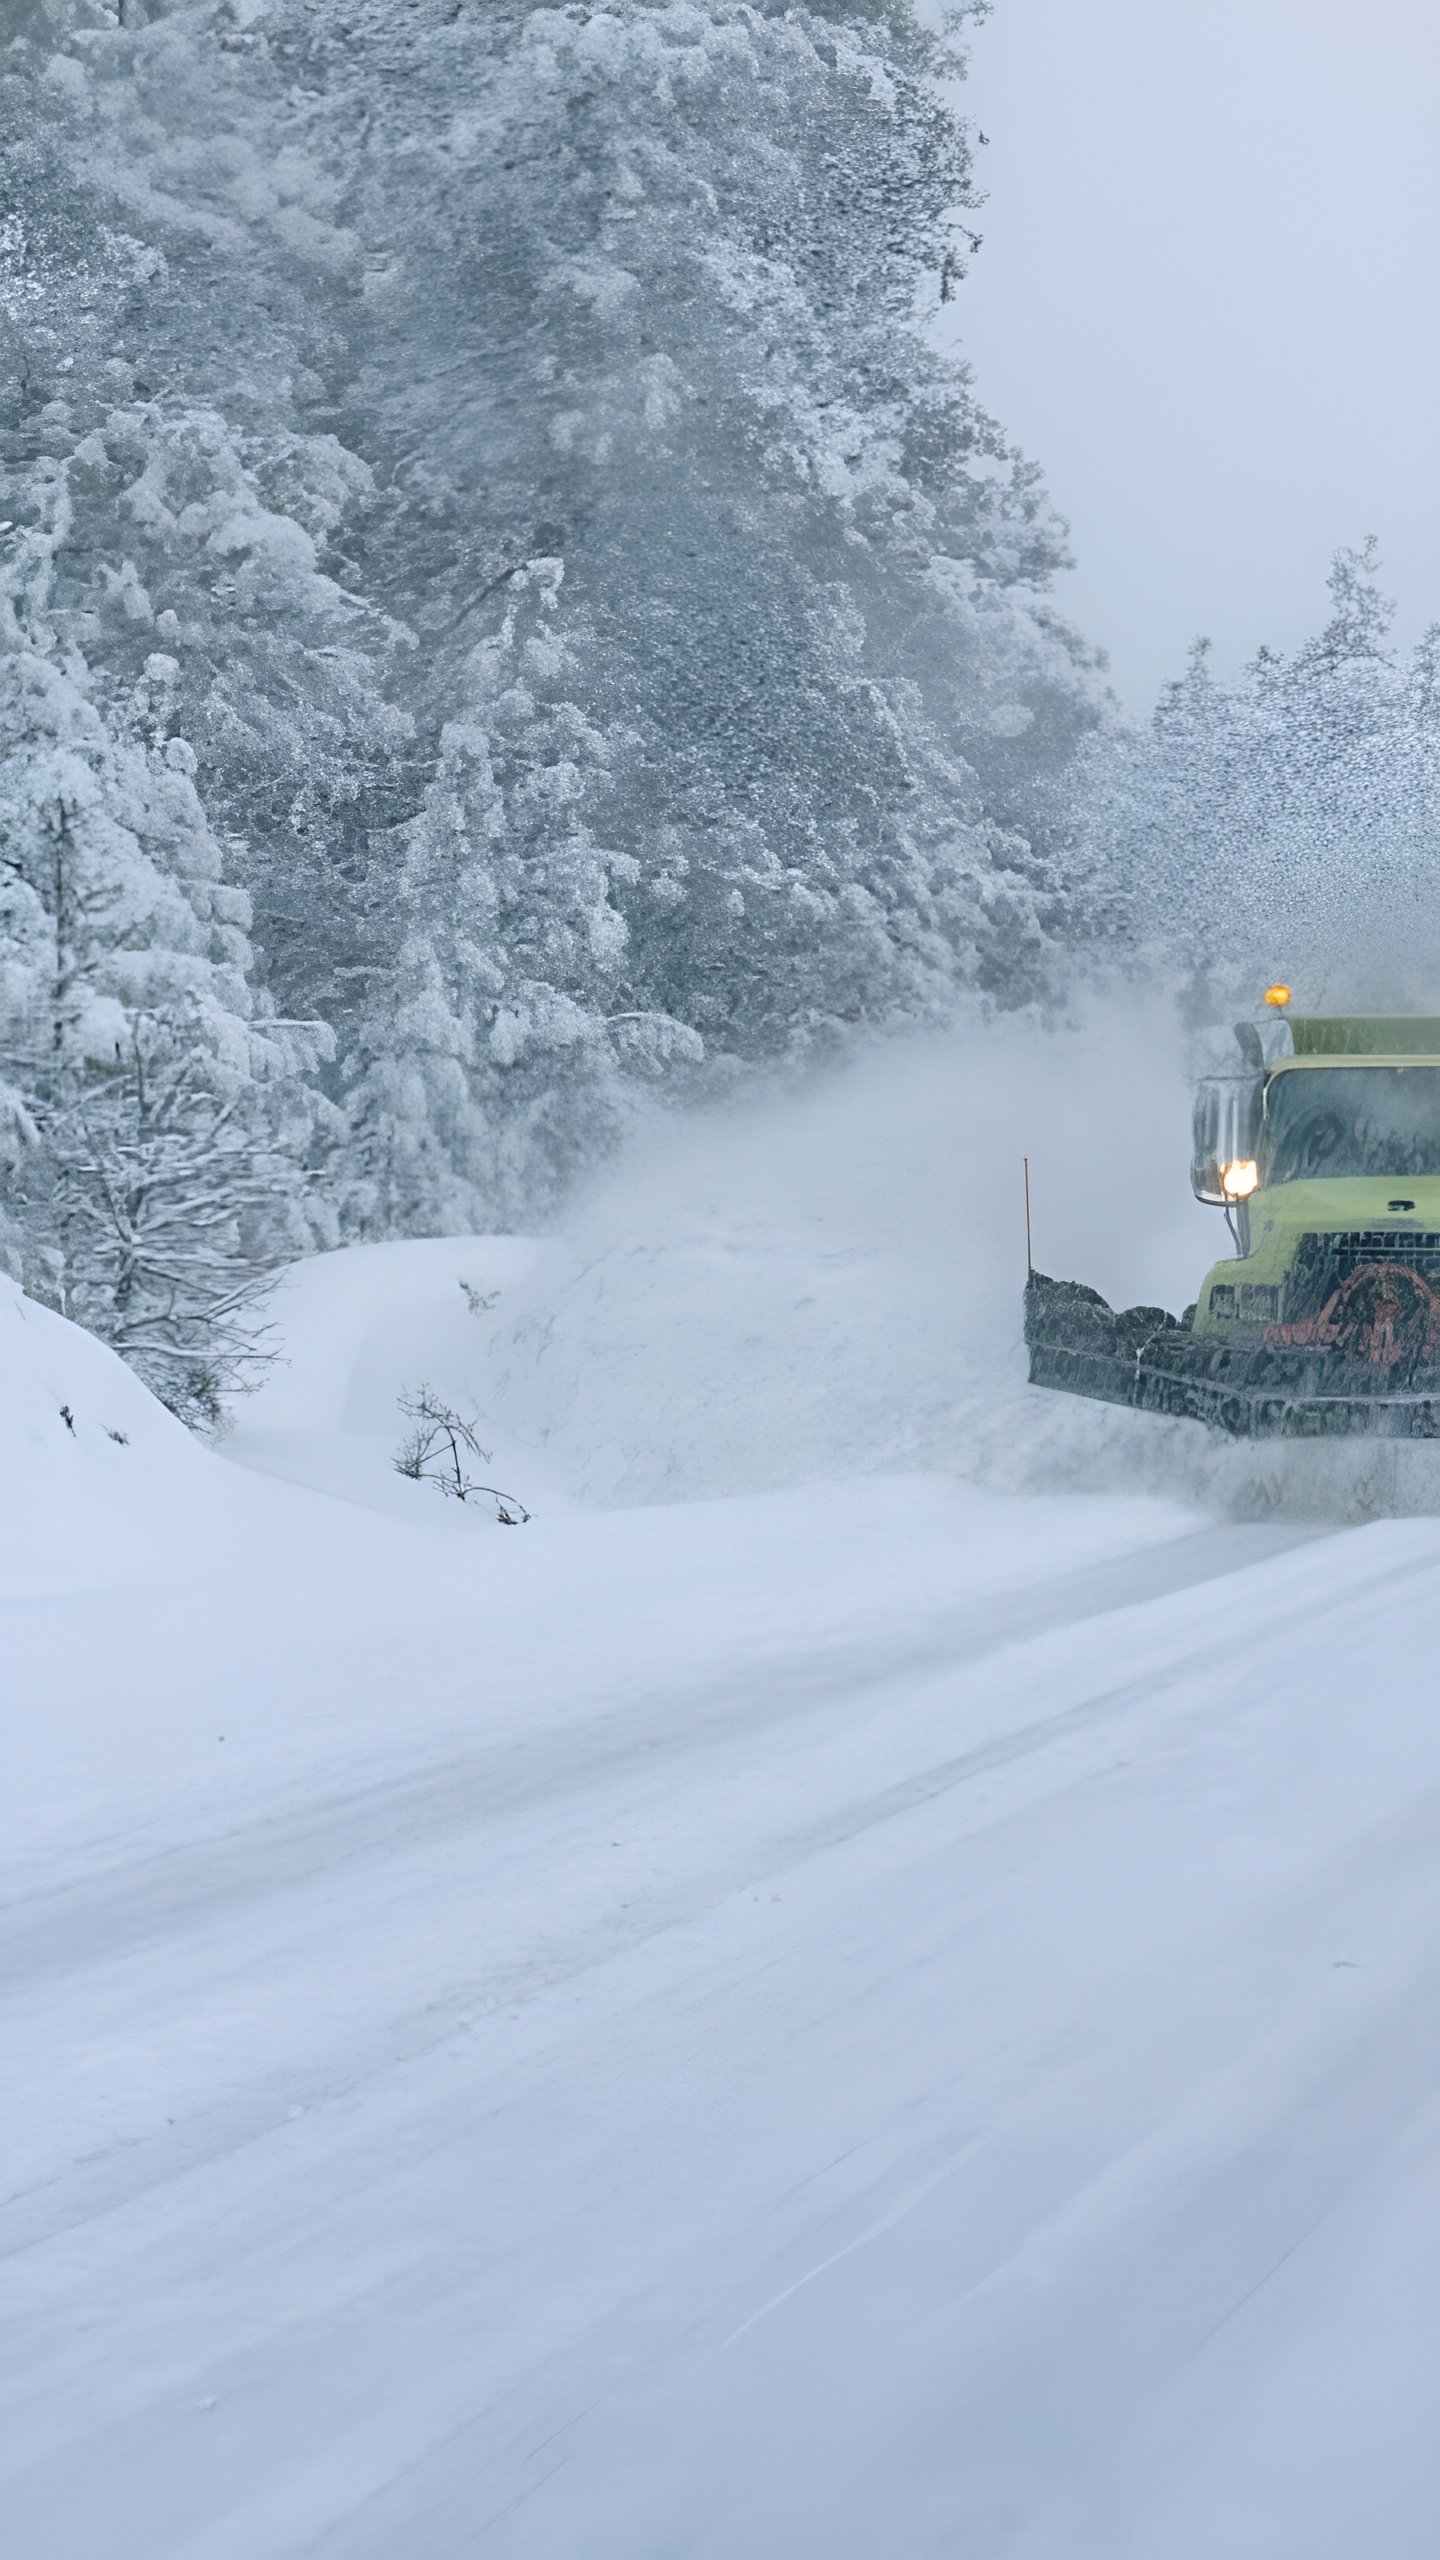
1269 1231 1440 1364
1289 1230 1440 1306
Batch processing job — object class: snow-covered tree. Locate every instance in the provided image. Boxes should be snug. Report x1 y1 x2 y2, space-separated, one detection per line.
0 514 330 1423
0 114 413 1045
5 0 1105 1242
1074 543 1440 1018
341 556 705 1232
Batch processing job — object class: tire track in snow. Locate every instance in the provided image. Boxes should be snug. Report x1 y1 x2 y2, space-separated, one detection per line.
7 1528 1440 2556
0 1520 1325 1997
0 1519 1378 2263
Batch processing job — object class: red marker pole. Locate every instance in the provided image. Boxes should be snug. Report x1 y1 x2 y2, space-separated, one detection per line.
1023 1155 1033 1279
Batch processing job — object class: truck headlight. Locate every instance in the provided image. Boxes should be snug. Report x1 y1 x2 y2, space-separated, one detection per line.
1221 1159 1259 1199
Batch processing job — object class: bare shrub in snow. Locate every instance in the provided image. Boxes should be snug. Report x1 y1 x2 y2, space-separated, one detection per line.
393 1387 530 1524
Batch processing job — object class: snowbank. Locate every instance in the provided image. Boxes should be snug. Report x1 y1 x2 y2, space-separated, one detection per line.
228 1234 559 1523
0 1276 219 1598
238 1235 545 1436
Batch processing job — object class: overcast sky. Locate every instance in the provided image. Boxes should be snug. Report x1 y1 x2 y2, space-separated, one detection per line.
937 0 1440 711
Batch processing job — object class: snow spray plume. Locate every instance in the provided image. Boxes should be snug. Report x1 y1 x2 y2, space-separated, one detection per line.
481 995 1440 1525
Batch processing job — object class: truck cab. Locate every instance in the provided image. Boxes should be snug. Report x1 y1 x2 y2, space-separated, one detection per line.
1191 1016 1440 1366
1025 1005 1440 1435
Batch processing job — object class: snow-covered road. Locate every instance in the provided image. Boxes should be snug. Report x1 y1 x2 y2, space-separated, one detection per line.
10 1498 1440 2548
8 1236 1440 2555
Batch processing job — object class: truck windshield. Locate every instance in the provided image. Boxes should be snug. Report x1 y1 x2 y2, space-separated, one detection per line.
1264 1066 1440 1184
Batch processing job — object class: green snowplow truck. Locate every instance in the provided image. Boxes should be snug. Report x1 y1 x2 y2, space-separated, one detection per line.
1026 998 1440 1437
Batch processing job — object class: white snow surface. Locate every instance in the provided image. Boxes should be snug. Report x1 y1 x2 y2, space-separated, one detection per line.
8 1026 1440 2556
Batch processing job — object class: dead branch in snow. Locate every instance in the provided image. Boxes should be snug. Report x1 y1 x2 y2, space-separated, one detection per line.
393 1386 531 1523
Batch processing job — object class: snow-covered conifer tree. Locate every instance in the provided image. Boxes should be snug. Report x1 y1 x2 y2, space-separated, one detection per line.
1076 543 1440 1014
6 0 1105 1239
0 493 329 1422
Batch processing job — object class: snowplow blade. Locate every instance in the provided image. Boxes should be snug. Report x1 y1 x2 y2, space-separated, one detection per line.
1025 1271 1440 1440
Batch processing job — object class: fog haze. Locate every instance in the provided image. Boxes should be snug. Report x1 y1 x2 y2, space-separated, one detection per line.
946 0 1440 709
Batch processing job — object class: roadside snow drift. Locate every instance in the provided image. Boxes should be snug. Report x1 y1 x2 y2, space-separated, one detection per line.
0 1274 224 1597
